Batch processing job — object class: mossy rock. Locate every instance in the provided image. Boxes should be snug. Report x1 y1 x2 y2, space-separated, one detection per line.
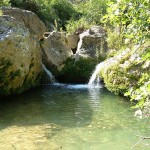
99 42 150 108
0 15 42 96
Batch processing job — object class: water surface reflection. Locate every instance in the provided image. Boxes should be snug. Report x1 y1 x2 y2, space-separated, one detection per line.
0 84 149 150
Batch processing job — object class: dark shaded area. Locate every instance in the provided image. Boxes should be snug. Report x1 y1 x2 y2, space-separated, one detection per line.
54 58 98 84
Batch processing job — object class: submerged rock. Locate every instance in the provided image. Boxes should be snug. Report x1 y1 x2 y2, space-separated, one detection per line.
75 26 108 60
0 15 42 96
41 31 73 71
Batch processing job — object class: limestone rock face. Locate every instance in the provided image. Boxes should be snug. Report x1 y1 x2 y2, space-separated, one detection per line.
1 7 46 39
0 15 42 95
41 31 73 71
75 26 108 60
66 34 79 53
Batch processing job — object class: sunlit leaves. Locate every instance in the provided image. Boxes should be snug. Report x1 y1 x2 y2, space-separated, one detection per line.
102 0 150 44
0 10 2 16
0 0 10 7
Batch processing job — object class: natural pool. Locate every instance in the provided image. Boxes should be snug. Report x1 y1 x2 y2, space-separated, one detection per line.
0 84 149 150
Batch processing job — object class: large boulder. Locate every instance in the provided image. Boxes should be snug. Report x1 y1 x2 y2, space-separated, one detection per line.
75 26 108 60
1 7 46 39
0 15 42 96
41 31 73 71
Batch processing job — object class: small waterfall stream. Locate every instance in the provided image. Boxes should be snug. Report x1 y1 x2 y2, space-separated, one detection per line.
88 57 115 86
88 62 104 85
42 63 56 84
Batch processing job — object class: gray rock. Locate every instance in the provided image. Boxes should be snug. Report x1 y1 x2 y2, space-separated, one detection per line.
66 34 79 52
1 7 46 39
41 31 73 71
75 26 108 60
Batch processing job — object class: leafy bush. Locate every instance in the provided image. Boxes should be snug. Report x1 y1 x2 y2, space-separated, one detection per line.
124 45 150 108
0 0 10 7
66 17 91 34
50 0 80 29
9 0 80 30
102 0 150 47
66 0 110 33
100 0 150 109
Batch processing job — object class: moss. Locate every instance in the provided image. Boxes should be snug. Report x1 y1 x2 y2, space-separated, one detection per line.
0 58 12 81
56 57 99 83
9 69 21 80
99 42 150 108
0 57 42 96
12 72 42 95
0 58 13 95
29 62 34 69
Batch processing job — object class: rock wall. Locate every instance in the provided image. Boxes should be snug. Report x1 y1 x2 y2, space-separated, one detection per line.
0 12 43 96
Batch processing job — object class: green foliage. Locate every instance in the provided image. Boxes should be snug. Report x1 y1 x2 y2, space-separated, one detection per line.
66 0 111 33
106 28 126 50
124 45 150 108
0 0 10 7
75 0 110 24
102 0 150 47
82 0 109 24
66 17 90 34
50 0 79 29
99 43 150 109
10 0 80 30
57 58 98 83
99 0 150 109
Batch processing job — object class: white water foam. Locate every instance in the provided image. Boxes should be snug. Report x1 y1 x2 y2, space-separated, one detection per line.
88 56 116 86
88 62 104 85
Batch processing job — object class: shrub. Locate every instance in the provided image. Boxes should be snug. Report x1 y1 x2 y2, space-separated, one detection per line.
102 0 150 46
66 0 110 33
0 0 10 7
9 0 80 30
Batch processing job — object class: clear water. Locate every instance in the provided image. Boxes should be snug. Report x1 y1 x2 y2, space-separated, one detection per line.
0 84 149 150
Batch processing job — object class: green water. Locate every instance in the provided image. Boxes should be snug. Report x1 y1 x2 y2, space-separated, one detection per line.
0 84 149 150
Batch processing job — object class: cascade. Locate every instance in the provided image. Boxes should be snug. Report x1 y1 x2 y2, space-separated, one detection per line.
88 57 114 85
88 62 104 85
42 63 56 84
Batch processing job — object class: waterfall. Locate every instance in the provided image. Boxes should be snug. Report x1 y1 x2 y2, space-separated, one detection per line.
88 62 104 85
42 63 55 84
88 57 114 85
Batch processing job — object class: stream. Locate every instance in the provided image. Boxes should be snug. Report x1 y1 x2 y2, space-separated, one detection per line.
0 84 149 150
